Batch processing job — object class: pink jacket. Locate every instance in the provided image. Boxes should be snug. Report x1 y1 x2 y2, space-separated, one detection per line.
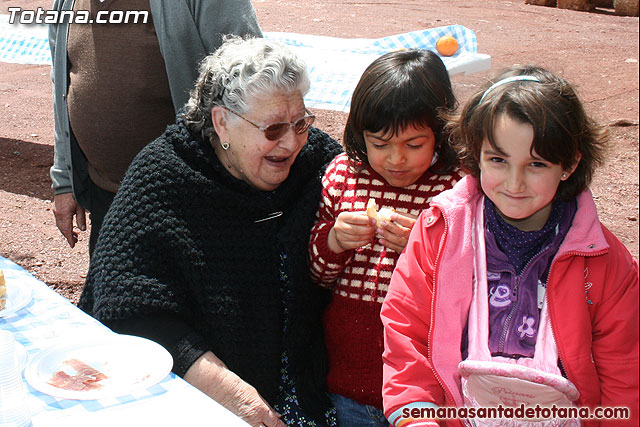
381 176 639 427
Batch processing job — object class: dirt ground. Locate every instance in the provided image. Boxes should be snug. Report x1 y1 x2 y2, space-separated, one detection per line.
1 0 638 304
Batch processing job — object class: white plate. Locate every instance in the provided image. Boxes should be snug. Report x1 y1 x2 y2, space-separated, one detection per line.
25 334 173 400
16 340 28 371
0 278 33 317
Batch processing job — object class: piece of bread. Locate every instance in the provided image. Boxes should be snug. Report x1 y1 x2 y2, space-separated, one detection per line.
366 198 395 222
0 270 6 310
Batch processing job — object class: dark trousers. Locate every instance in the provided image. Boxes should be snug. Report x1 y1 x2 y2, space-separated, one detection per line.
88 179 116 258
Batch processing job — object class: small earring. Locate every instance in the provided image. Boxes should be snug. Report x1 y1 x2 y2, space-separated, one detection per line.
221 141 230 151
561 173 568 179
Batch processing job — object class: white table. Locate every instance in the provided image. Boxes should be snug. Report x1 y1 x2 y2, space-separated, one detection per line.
0 256 248 426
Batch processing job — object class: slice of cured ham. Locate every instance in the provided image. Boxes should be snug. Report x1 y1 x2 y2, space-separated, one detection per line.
65 358 108 382
48 359 108 391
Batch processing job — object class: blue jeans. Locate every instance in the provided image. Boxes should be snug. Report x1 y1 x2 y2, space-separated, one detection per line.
329 393 390 427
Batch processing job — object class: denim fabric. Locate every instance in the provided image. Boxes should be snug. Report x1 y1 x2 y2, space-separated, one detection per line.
330 393 389 427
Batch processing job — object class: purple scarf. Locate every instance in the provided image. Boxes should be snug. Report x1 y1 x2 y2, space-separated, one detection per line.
484 198 567 274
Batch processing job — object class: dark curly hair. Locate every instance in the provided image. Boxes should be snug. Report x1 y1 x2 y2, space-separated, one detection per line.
447 65 607 201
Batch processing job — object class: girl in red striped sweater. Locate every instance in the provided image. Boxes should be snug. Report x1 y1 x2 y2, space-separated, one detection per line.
309 49 464 426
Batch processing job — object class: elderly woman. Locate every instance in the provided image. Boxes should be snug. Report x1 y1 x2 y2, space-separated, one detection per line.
78 37 342 427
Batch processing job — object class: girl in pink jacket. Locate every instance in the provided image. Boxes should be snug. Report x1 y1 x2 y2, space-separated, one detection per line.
381 65 639 427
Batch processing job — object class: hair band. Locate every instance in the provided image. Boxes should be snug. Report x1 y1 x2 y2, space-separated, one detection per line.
479 75 540 103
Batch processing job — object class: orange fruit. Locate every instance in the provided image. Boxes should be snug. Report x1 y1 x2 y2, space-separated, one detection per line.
436 35 459 57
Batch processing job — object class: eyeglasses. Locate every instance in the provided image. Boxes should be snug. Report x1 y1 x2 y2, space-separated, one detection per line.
222 106 315 141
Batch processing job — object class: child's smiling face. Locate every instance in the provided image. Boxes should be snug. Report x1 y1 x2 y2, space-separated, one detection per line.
479 113 577 231
364 124 436 188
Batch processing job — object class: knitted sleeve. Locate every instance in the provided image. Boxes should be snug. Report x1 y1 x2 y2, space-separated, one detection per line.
107 316 209 377
308 154 354 287
78 137 208 374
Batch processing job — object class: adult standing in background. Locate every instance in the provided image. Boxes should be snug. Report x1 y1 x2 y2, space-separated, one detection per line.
49 0 262 255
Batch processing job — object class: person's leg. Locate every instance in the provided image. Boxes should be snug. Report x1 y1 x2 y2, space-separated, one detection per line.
88 179 115 258
329 393 390 427
366 404 390 427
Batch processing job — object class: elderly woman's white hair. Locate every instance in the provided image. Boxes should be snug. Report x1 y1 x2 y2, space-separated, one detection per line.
183 36 311 141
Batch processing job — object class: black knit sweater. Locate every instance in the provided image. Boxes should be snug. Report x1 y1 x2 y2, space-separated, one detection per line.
78 118 342 422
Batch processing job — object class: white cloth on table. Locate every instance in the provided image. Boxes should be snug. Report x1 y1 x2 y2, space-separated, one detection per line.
0 17 490 112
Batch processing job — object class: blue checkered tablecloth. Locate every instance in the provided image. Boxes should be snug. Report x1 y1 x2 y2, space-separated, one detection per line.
0 15 490 112
266 25 491 111
0 15 50 65
0 256 177 419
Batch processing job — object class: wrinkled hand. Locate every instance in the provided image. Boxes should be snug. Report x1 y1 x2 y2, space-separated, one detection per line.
375 211 417 253
53 193 86 248
327 211 376 253
221 382 285 427
184 351 285 427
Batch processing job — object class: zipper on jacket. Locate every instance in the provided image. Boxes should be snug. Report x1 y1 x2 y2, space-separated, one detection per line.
427 208 461 413
495 243 552 354
497 276 519 354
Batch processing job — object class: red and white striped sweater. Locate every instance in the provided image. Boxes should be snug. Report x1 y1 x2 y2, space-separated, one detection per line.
309 153 464 409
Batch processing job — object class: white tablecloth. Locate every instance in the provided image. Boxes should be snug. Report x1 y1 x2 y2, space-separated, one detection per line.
266 25 491 111
0 15 490 112
0 256 248 426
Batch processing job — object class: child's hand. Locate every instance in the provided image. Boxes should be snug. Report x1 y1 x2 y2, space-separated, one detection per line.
376 211 417 253
327 211 376 253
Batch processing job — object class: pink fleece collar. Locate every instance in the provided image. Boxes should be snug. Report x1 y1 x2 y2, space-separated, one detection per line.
427 177 607 406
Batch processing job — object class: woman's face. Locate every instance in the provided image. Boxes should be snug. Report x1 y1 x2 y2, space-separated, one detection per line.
212 91 308 191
